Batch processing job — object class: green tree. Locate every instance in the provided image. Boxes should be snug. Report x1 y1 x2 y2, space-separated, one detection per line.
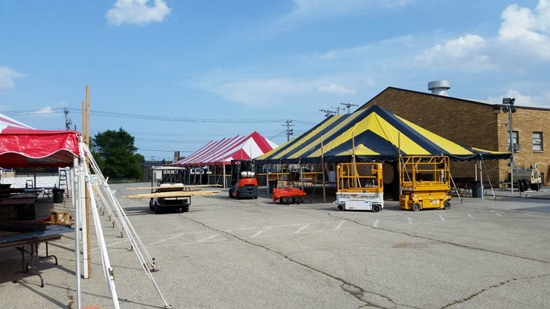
91 128 145 180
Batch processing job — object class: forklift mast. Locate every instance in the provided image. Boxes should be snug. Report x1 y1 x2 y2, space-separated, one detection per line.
231 160 254 180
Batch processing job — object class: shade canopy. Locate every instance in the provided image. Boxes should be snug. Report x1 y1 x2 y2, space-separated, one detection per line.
256 105 510 164
174 131 277 166
0 113 80 168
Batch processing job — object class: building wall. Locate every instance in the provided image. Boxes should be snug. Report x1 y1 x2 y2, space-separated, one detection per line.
497 107 550 184
360 88 550 186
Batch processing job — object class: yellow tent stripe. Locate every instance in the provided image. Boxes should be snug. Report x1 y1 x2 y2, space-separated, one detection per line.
397 116 474 155
287 111 366 159
267 115 343 160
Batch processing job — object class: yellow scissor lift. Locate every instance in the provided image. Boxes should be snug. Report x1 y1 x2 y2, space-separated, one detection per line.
334 162 384 212
399 156 451 211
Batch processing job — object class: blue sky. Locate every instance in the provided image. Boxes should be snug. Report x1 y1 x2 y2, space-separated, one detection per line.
1 0 548 161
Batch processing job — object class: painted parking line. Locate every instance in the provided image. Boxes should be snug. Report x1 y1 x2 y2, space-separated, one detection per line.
334 221 346 230
491 210 503 217
439 215 445 221
293 223 310 234
467 213 473 218
147 236 226 248
408 217 413 224
147 232 186 246
195 234 219 243
372 218 379 228
250 226 272 238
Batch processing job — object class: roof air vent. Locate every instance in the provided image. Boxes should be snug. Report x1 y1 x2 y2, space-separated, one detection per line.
428 80 451 96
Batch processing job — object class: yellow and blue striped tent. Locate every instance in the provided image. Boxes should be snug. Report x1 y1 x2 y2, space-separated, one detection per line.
256 105 510 164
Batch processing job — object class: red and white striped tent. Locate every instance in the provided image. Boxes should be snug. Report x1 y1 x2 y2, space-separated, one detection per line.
174 131 277 166
0 112 80 168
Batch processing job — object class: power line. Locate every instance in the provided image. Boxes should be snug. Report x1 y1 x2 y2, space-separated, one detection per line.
3 107 318 125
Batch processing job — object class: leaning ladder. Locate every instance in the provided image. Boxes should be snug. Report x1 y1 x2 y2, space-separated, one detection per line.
78 143 171 308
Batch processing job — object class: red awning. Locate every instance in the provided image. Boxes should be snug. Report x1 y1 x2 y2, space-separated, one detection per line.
0 113 80 168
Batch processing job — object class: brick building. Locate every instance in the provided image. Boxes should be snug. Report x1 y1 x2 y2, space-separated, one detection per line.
359 85 549 186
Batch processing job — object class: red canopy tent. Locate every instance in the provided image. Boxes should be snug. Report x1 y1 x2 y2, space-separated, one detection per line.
0 113 80 168
174 131 277 166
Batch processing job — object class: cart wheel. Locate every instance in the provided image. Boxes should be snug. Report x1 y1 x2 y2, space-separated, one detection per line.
155 204 161 214
337 204 344 211
149 199 154 210
373 205 381 212
228 189 233 198
412 203 421 212
444 201 451 210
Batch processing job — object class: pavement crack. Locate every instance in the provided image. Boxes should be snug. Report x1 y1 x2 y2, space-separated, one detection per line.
326 212 550 265
440 273 550 308
183 216 397 309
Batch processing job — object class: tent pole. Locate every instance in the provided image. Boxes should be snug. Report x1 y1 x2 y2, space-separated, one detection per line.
479 161 484 200
74 156 82 309
398 133 402 197
321 136 326 203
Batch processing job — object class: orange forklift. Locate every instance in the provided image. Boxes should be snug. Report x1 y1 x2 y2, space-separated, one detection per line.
229 160 258 199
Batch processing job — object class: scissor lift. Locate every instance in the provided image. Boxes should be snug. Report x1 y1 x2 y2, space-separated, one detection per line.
334 162 383 212
399 156 451 211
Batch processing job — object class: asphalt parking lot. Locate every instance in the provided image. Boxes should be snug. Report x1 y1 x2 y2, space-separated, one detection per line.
1 183 550 309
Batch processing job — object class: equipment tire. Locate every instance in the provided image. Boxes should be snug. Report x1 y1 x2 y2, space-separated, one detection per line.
412 203 421 212
444 201 451 210
149 199 154 211
182 205 189 213
337 204 344 211
373 205 381 212
154 204 160 214
228 189 233 198
236 191 241 200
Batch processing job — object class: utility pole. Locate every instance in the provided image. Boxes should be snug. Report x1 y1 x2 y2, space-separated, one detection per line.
283 120 294 141
340 102 358 114
502 98 516 196
64 108 72 130
319 109 336 118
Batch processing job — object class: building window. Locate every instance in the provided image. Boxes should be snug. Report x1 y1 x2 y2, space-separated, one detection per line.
533 132 543 151
508 131 519 152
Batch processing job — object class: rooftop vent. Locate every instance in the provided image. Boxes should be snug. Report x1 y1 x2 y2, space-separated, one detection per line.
428 80 451 96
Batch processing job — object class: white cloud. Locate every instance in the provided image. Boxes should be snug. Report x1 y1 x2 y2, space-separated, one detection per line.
0 67 24 90
277 0 411 26
417 0 550 72
194 69 361 108
486 90 542 107
31 107 55 115
106 0 171 26
209 78 311 106
496 1 550 61
416 35 494 72
318 83 355 95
